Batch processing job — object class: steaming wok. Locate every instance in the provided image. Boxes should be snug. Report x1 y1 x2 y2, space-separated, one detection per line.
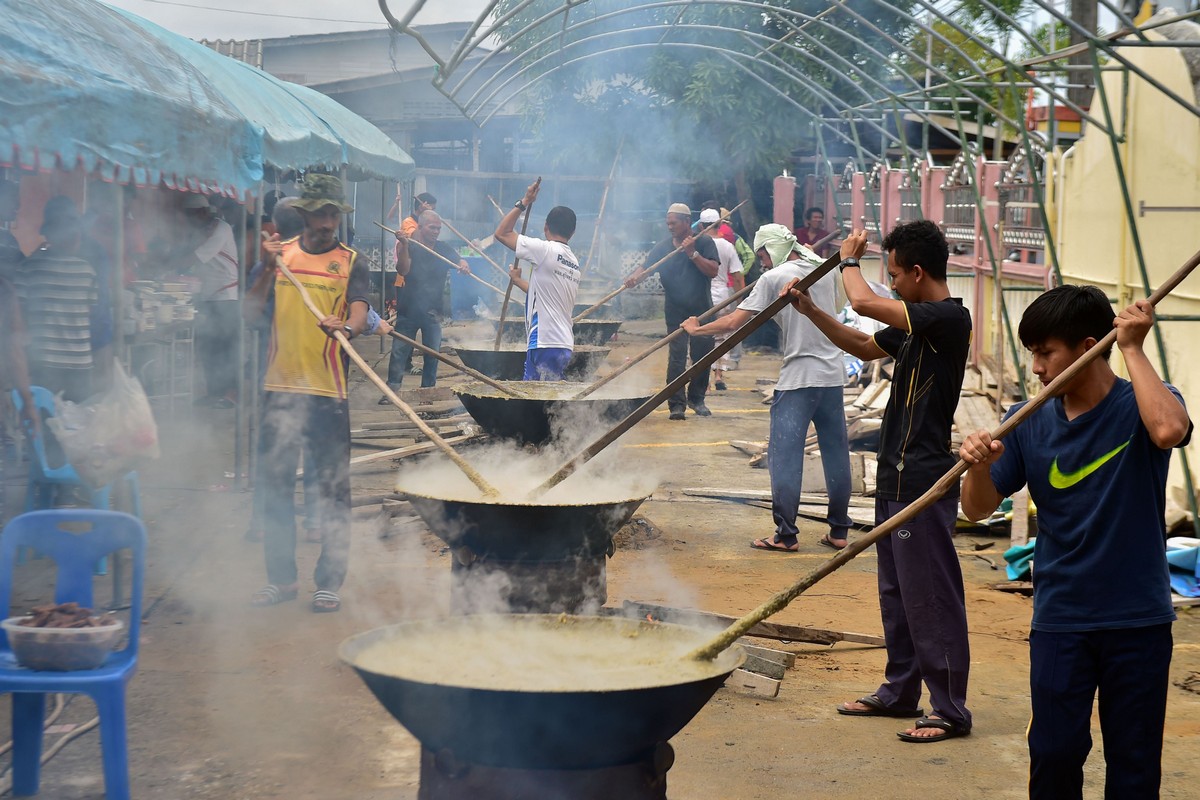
454 381 651 446
572 301 617 319
453 346 610 382
573 319 622 345
403 487 648 561
486 318 623 346
340 614 744 769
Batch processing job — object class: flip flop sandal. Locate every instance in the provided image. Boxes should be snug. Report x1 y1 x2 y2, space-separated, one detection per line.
896 716 971 743
750 537 799 553
837 694 924 718
312 590 342 613
818 534 848 551
250 584 298 607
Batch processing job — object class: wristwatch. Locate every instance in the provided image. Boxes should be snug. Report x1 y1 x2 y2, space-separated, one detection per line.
839 257 861 271
690 251 702 260
342 325 355 340
513 200 527 212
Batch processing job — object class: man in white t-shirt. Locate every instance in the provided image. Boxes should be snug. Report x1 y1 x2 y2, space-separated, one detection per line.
698 207 745 391
495 180 581 380
184 193 241 407
682 223 853 552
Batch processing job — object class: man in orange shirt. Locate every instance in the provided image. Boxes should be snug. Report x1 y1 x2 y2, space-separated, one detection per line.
245 175 369 614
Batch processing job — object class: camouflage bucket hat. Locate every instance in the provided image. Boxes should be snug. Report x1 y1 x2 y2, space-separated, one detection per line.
292 174 353 213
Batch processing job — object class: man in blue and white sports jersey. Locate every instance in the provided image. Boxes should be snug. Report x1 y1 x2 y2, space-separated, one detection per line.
495 180 581 381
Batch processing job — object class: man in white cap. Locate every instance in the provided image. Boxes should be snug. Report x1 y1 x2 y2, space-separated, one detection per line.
681 223 852 551
624 203 720 419
698 207 745 391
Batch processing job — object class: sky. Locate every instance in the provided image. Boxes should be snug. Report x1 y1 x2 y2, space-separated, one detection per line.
101 0 495 40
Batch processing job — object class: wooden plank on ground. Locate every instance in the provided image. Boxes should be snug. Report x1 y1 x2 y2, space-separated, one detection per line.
682 489 875 508
619 601 885 647
742 653 787 680
728 668 780 698
739 642 797 668
348 433 486 468
797 504 876 529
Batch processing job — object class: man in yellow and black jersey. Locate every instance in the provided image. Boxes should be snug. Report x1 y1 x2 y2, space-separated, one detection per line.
245 174 369 614
788 220 974 744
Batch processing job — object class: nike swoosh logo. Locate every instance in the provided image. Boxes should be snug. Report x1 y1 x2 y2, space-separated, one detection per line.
1048 440 1130 490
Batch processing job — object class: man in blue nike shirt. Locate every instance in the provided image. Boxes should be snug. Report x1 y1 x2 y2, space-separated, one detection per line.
960 285 1192 800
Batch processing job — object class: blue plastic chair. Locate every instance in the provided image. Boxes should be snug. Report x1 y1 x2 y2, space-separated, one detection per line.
0 509 145 800
11 387 143 575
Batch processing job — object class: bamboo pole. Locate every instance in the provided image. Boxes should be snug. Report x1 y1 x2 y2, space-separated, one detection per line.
572 199 750 323
384 329 523 397
373 220 506 296
440 217 511 281
495 177 540 350
269 250 499 498
686 245 1200 661
531 249 844 497
573 229 842 400
581 136 624 275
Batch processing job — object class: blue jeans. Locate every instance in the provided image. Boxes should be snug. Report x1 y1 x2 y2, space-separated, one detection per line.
387 311 442 388
1028 623 1172 800
766 387 853 542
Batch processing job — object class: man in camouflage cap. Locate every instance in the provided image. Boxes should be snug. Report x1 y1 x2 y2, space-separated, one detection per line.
245 173 368 614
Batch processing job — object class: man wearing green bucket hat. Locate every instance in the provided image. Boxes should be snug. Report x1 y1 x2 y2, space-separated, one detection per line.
246 173 368 614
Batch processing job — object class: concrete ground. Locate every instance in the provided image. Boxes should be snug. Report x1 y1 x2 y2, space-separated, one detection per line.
3 317 1199 799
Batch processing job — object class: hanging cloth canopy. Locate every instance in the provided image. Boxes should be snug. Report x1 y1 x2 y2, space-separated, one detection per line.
0 0 414 199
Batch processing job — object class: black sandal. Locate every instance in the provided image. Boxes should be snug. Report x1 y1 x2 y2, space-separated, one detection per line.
837 694 923 718
896 716 971 743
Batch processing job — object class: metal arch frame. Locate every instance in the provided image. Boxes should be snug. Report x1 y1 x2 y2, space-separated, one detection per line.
379 0 1200 525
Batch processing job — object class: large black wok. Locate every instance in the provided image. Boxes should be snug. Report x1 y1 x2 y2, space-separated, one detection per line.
573 319 622 345
454 381 651 446
486 318 623 346
403 488 648 561
453 346 609 382
340 614 744 769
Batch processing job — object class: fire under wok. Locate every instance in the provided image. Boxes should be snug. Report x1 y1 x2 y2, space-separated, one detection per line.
453 346 609 382
340 614 745 769
454 381 652 446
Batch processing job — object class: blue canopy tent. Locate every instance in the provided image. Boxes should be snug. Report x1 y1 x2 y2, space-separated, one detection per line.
0 1 414 197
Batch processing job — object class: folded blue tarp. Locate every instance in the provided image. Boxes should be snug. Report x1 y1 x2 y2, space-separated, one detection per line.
1167 540 1200 598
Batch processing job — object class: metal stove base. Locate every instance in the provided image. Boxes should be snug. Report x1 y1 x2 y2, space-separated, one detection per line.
418 743 672 800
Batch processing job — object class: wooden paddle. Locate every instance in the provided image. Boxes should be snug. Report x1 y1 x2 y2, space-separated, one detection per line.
373 221 506 296
572 199 749 323
495 177 541 350
529 249 845 498
685 245 1200 661
268 250 500 499
581 136 624 276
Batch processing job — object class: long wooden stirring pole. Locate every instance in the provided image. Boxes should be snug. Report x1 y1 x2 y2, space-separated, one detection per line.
440 218 512 282
685 246 1200 661
495 177 541 350
581 136 624 276
269 252 500 499
383 330 524 397
373 221 506 296
530 250 844 498
573 229 842 400
572 199 750 323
